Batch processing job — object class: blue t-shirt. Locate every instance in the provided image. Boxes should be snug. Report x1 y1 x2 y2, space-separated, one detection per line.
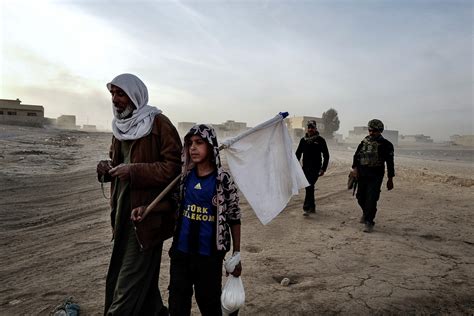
177 168 217 256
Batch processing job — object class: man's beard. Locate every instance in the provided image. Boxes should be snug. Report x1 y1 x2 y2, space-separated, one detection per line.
113 104 134 120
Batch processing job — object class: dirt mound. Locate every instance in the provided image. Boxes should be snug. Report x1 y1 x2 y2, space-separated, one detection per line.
398 167 474 187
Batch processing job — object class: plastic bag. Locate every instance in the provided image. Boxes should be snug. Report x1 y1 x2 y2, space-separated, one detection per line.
221 252 245 315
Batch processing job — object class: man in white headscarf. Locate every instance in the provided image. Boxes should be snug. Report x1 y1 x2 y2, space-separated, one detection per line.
97 73 182 315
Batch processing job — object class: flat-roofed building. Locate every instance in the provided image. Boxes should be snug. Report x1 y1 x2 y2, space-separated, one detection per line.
0 98 44 117
450 135 474 147
346 126 399 146
0 98 45 126
57 115 78 129
177 120 249 140
213 120 249 139
82 124 97 132
399 134 433 144
286 116 324 132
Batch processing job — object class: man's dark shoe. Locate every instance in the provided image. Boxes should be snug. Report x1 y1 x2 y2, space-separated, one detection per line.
363 222 374 233
359 215 366 223
309 208 316 213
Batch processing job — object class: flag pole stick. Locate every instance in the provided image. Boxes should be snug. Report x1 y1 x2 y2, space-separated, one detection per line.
140 112 289 219
142 143 225 218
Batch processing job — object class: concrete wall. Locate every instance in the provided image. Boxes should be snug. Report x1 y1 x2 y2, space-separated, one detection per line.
82 125 97 132
0 115 46 127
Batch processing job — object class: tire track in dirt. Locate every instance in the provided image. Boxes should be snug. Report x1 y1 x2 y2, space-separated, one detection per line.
0 161 111 313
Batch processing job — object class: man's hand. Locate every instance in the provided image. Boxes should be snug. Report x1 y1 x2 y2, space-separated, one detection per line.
319 170 325 176
350 168 358 179
109 163 131 181
387 178 394 191
97 160 112 177
131 205 146 222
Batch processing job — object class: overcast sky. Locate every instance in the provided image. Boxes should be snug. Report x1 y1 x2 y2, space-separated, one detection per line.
1 0 472 140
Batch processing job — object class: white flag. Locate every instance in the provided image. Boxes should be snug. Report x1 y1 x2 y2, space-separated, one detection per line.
221 114 309 225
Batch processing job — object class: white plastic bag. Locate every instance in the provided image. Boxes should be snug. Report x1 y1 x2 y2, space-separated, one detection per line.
221 252 245 315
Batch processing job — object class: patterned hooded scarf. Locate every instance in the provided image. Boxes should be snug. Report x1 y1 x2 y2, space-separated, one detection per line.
107 73 162 140
182 124 221 174
180 124 240 252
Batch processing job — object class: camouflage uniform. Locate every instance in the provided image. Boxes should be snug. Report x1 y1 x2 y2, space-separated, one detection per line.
352 119 394 227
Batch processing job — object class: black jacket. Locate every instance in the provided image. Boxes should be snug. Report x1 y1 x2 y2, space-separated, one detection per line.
295 133 330 172
352 135 395 178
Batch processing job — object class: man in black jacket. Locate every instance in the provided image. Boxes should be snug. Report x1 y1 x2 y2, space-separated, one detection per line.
296 120 330 216
351 119 394 233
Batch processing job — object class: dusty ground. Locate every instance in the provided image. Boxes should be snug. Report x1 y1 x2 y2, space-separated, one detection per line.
0 124 473 315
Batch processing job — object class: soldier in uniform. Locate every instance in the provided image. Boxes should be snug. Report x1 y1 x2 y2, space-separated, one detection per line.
351 119 394 233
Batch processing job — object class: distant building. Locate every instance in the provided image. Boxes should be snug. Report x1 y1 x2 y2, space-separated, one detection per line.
0 98 45 127
399 134 433 144
178 122 197 136
82 124 97 132
289 128 305 142
382 130 399 146
286 116 324 132
345 126 368 144
286 116 324 143
333 133 344 143
0 98 86 131
212 120 249 139
345 126 399 146
57 115 78 129
177 120 249 140
450 135 474 147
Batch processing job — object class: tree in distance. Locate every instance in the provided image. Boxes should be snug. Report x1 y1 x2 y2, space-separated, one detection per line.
321 108 340 139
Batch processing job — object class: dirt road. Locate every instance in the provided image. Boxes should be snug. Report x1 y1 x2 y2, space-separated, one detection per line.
0 125 473 315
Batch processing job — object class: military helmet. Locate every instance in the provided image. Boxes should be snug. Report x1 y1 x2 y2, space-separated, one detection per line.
368 119 384 132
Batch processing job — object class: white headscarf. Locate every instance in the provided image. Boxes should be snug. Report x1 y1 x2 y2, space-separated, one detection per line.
107 73 162 140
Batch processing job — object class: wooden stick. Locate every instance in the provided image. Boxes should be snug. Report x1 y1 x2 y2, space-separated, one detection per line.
139 113 286 220
142 175 180 219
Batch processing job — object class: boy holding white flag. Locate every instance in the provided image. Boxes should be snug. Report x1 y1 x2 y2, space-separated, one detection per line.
133 124 241 315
